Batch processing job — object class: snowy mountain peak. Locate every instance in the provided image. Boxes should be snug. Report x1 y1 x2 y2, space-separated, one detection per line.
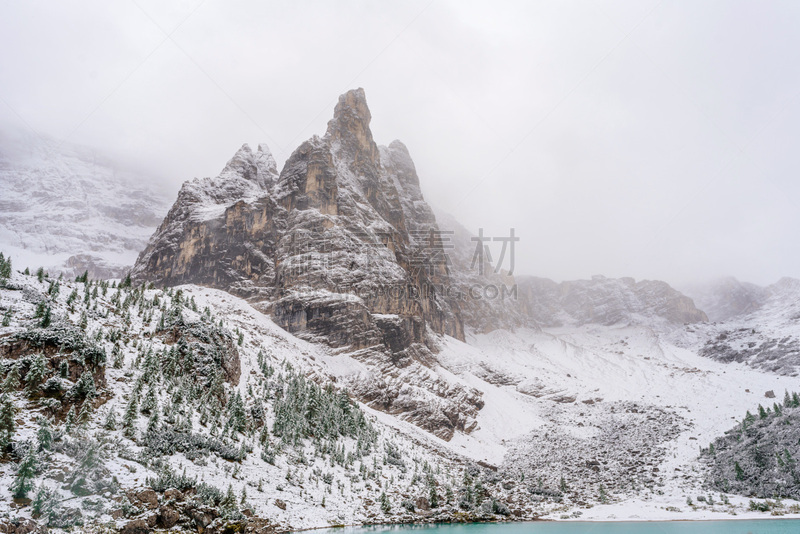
219 142 278 189
132 89 478 439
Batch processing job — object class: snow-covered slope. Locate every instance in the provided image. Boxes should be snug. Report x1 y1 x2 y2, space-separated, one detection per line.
677 277 800 376
0 269 567 532
3 262 800 531
433 324 800 520
0 127 170 278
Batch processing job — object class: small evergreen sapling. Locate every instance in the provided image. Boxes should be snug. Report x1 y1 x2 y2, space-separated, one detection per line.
25 353 47 394
2 363 20 392
380 491 391 513
104 408 118 430
0 253 11 282
10 446 38 498
31 484 58 521
0 392 16 450
37 417 53 452
64 406 76 434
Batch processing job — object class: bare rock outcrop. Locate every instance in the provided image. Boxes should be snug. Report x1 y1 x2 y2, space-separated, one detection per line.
517 275 708 328
132 89 476 439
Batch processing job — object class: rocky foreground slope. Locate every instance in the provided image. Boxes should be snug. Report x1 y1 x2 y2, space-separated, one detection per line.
4 258 800 532
0 265 580 533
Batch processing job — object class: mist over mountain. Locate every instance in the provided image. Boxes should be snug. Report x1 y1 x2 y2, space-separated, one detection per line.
0 126 171 279
1 89 800 531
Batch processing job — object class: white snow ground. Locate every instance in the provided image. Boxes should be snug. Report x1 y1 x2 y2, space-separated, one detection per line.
173 289 800 522
2 273 799 529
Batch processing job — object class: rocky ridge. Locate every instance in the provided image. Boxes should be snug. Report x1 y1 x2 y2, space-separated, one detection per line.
132 89 479 440
516 275 708 329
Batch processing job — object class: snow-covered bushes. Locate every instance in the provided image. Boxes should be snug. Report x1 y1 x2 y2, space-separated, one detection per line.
142 428 240 461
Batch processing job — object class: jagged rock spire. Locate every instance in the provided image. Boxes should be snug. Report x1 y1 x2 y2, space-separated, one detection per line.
133 89 478 440
325 88 380 164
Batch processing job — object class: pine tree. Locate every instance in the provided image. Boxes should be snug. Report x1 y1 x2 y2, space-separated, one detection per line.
0 392 16 449
112 344 123 369
734 461 745 481
147 405 160 433
123 395 139 438
36 267 45 283
380 491 391 513
141 385 157 415
73 371 96 399
47 280 60 297
0 253 11 281
104 408 118 430
221 484 238 517
429 484 439 508
599 484 608 504
10 446 38 498
77 401 92 428
25 353 47 394
64 406 76 434
37 417 53 451
39 305 51 328
758 404 768 419
2 363 20 392
31 484 57 521
1 307 11 327
227 391 247 434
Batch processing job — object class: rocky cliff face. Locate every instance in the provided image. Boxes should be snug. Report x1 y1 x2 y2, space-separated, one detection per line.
517 275 708 328
433 210 528 334
680 277 767 322
132 89 479 439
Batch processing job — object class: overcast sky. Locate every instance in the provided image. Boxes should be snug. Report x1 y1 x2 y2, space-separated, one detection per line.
2 0 799 285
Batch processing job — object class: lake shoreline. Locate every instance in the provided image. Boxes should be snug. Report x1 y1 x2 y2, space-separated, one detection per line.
290 514 800 533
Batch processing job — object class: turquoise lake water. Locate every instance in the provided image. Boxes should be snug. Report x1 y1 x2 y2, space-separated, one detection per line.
321 520 800 534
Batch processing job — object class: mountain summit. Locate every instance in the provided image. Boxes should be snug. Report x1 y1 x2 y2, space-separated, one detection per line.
133 89 479 438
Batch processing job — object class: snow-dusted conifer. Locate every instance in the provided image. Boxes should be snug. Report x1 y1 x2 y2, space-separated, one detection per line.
11 446 38 498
